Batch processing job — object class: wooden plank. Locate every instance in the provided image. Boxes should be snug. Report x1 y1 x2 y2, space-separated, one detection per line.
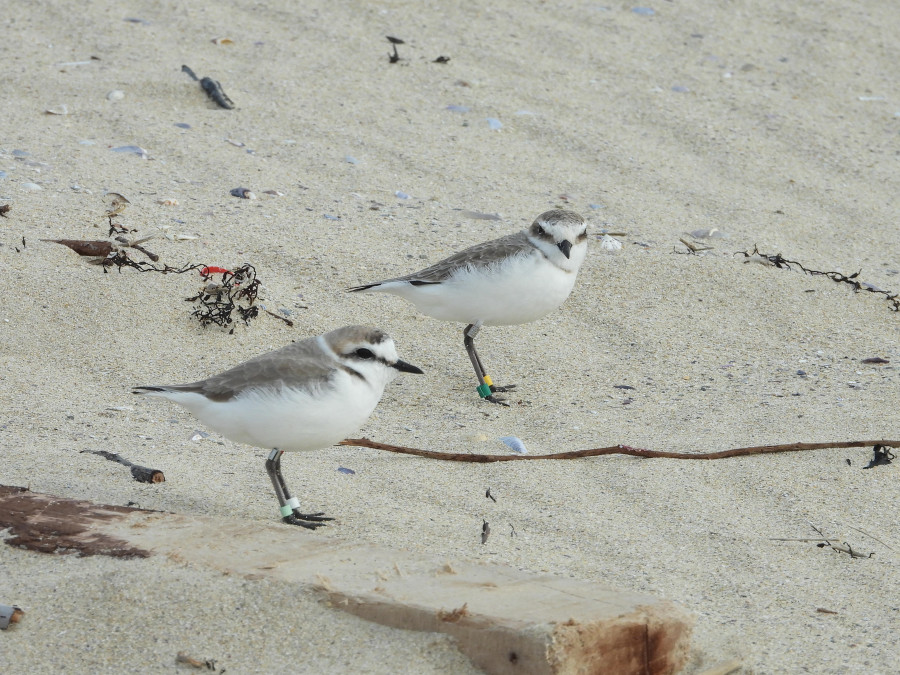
0 486 693 674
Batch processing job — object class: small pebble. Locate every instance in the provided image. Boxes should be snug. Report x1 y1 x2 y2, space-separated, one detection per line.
78 140 96 145
106 90 125 102
323 214 340 220
671 85 689 93
230 187 256 199
345 155 359 164
20 182 42 191
337 467 356 475
174 122 191 129
395 190 410 199
632 7 655 15
486 117 503 130
45 105 69 115
445 105 470 113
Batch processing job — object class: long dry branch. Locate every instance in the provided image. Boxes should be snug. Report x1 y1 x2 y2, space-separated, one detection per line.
339 438 900 463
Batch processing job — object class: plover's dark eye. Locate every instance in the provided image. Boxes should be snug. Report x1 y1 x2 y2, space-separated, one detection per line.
355 348 374 359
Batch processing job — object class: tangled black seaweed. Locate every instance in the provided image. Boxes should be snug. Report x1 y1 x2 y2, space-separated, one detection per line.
736 246 900 312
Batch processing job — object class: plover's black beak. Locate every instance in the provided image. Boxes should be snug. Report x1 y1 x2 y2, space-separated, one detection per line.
557 239 572 259
393 360 424 374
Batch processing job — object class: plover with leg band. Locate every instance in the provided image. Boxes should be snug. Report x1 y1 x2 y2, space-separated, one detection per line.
133 325 423 529
349 210 587 404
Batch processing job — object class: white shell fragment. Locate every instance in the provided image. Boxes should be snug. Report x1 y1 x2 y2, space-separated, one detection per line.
45 105 69 115
106 90 125 101
21 182 43 191
110 145 149 159
499 436 528 454
157 198 179 206
598 234 623 252
689 227 727 239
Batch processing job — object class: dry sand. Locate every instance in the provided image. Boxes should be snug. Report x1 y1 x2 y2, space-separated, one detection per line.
1 0 899 672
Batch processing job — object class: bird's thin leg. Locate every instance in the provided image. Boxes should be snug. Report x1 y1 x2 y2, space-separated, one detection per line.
463 323 510 405
265 449 333 529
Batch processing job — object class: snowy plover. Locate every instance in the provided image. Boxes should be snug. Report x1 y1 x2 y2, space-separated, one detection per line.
349 209 587 403
133 325 423 529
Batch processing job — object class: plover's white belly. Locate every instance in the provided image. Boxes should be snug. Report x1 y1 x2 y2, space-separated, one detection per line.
184 377 381 451
394 253 577 326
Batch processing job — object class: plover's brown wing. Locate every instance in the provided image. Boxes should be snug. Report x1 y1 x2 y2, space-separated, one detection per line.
348 230 533 290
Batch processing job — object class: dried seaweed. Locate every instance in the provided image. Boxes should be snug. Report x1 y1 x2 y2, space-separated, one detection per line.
736 245 900 312
186 264 262 333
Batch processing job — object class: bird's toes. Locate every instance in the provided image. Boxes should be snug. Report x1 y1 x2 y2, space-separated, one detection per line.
490 383 517 393
484 394 511 407
296 512 334 522
281 516 331 530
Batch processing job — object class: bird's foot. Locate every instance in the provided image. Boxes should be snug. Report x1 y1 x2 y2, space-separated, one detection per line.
282 512 333 530
490 383 517 393
484 394 511 407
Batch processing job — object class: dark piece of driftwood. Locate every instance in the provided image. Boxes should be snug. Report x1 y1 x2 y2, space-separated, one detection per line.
339 438 900 463
82 450 165 483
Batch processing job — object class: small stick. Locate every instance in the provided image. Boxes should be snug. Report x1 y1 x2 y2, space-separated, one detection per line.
339 438 900 463
82 449 165 483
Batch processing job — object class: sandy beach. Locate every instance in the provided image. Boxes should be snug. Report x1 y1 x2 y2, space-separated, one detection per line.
1 0 899 672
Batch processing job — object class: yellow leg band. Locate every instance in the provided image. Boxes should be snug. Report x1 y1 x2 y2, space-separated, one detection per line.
483 374 493 387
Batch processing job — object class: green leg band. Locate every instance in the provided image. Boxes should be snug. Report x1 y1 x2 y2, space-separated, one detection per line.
280 504 293 518
476 383 492 398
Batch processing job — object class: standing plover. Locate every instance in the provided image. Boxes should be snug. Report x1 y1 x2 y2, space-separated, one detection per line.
133 325 423 529
349 210 587 403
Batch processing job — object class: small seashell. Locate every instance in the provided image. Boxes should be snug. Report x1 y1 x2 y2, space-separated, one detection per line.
499 436 528 454
225 138 245 147
111 145 149 159
514 110 536 115
105 192 130 216
78 139 96 145
190 430 210 441
445 104 470 113
211 36 234 45
106 90 125 102
157 198 178 206
337 466 356 475
323 214 340 221
230 187 256 199
671 85 689 93
632 7 655 15
262 190 284 197
689 227 726 239
345 155 359 164
486 117 503 130
598 234 623 252
21 182 42 191
173 233 199 240
459 210 501 221
394 190 410 199
174 122 191 129
45 105 69 115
